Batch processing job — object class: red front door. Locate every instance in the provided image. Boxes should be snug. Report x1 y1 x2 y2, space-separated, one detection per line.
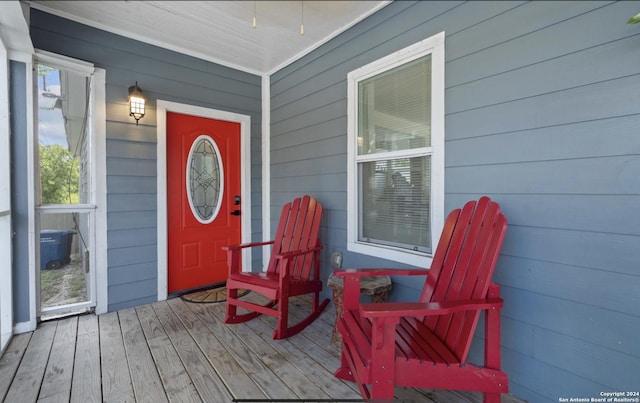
167 112 241 294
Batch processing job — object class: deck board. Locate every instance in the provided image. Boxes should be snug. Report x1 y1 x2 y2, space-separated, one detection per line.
188 299 299 400
152 301 232 402
135 303 200 402
5 321 56 403
166 298 266 400
71 315 101 403
208 300 332 400
246 309 362 400
39 316 77 402
118 307 168 403
0 332 31 401
99 312 135 403
0 293 526 402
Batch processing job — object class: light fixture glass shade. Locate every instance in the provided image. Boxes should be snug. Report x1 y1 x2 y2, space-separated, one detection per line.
128 82 145 125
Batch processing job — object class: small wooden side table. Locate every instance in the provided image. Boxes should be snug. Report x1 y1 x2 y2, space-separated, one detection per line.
327 273 392 351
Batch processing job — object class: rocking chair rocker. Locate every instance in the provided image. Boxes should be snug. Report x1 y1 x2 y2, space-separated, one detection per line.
223 195 329 339
334 197 509 402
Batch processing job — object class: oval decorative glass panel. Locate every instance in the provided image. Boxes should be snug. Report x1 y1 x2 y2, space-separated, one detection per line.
186 135 224 224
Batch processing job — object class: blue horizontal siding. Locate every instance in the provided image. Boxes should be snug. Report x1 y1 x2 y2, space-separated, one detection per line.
447 75 640 137
105 121 158 143
501 286 639 358
107 211 156 231
106 139 156 160
502 225 639 276
535 327 638 390
107 228 157 249
447 156 639 195
446 115 639 163
106 158 157 178
269 0 640 400
502 348 608 403
108 262 158 287
107 245 157 268
106 194 156 213
497 255 640 317
106 176 157 195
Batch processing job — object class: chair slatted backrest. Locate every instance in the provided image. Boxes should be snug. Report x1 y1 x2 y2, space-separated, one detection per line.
419 197 507 362
266 195 323 279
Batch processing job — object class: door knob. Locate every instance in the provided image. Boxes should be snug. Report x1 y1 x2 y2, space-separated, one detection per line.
230 210 241 216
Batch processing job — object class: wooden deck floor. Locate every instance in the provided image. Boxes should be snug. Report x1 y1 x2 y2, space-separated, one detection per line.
0 293 525 402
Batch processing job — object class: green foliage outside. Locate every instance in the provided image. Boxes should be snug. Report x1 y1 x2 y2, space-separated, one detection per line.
40 144 80 204
629 12 640 25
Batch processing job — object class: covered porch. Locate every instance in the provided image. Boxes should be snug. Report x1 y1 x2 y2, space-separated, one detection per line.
0 293 525 402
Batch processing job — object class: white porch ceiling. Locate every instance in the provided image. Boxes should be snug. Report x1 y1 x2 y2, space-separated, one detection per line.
24 0 391 75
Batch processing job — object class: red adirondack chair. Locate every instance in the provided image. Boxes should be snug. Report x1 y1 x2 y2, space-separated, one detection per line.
334 197 509 402
223 195 329 339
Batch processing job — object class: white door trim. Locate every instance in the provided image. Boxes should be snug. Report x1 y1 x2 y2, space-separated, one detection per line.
156 101 251 301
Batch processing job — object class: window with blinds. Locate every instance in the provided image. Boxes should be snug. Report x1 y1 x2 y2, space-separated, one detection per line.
357 55 432 253
347 32 445 265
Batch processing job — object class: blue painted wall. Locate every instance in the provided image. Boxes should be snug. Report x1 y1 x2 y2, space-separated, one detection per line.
9 60 29 324
270 1 640 401
29 9 263 312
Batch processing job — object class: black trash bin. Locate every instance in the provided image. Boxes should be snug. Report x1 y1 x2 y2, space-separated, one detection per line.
40 229 74 270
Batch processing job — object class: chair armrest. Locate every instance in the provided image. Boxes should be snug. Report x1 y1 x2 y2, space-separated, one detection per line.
222 240 274 251
359 298 504 319
335 268 427 311
334 268 428 277
274 244 323 260
224 241 275 275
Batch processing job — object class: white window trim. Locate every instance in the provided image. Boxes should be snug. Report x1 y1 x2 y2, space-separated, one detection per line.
347 31 445 267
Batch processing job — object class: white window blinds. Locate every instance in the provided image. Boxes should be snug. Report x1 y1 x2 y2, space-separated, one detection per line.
356 55 433 253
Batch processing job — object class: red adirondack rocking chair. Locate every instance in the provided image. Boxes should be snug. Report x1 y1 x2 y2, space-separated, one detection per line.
223 195 329 339
334 197 509 402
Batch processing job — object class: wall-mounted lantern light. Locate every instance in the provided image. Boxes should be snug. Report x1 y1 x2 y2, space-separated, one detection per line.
128 81 145 125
